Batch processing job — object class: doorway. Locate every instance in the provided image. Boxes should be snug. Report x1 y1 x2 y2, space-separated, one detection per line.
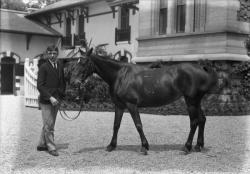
1 57 15 94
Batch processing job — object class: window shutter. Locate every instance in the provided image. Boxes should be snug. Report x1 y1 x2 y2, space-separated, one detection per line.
78 15 85 35
66 17 71 36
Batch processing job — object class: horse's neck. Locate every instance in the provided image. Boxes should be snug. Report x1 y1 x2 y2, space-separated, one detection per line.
92 55 122 85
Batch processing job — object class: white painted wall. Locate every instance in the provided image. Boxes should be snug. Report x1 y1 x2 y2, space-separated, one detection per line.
48 0 139 59
0 32 58 62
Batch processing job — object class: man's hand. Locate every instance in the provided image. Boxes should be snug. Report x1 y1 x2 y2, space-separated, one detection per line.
49 96 59 106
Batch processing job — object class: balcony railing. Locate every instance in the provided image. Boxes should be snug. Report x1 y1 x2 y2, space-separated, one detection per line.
61 35 72 47
74 33 86 46
115 26 131 44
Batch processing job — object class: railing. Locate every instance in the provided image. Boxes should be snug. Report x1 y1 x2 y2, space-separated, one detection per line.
62 35 72 47
24 58 39 107
115 26 131 44
74 33 86 46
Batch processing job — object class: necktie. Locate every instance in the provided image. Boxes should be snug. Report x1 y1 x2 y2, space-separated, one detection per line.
53 62 57 69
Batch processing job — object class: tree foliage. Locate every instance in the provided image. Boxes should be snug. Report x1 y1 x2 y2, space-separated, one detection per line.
0 0 61 11
1 0 26 11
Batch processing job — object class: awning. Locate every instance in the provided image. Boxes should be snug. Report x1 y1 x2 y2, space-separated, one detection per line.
106 0 139 7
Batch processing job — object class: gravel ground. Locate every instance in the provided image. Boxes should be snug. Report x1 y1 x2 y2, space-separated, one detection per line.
0 95 250 174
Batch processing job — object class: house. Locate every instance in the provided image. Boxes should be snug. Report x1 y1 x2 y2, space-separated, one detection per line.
26 0 140 61
2 0 250 98
135 0 250 63
0 8 61 95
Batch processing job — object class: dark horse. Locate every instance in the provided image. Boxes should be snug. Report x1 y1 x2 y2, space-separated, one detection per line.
70 48 217 155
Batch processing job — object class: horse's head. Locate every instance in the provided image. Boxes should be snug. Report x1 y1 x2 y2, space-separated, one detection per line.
70 48 95 87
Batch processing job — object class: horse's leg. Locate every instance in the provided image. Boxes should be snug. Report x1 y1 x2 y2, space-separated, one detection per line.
194 108 206 152
126 103 149 155
106 105 124 152
184 97 200 153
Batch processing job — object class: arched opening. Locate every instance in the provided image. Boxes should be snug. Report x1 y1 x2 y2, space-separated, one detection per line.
119 55 128 62
1 57 15 94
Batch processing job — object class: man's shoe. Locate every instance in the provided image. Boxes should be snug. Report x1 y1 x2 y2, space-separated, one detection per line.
48 150 59 156
37 146 48 151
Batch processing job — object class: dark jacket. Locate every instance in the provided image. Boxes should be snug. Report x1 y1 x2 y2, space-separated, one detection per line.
37 60 66 104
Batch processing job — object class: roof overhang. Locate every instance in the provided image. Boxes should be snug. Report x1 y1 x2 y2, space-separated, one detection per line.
0 29 61 37
26 0 100 17
106 0 139 7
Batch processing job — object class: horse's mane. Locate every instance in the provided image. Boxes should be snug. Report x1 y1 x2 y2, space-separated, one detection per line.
93 54 129 66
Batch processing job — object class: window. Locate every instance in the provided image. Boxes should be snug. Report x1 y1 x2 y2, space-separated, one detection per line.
176 0 186 33
115 6 131 44
78 15 84 35
66 17 71 36
120 7 130 29
74 15 86 46
159 0 168 35
62 17 72 47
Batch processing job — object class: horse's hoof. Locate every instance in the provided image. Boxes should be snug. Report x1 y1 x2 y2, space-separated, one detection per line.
194 145 202 152
106 145 116 152
140 147 148 155
182 146 191 155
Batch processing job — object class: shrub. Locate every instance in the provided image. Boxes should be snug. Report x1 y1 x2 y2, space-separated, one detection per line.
233 61 250 100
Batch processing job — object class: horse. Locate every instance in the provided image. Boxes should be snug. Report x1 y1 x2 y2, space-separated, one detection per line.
69 48 218 155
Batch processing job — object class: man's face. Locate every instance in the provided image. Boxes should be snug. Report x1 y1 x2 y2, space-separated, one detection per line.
47 50 58 62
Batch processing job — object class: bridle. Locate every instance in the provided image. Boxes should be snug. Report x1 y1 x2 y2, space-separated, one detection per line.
58 58 86 121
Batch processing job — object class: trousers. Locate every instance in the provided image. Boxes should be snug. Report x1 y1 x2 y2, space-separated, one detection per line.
38 103 59 151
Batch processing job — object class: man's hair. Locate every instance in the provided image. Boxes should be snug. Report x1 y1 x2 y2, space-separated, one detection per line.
46 45 58 53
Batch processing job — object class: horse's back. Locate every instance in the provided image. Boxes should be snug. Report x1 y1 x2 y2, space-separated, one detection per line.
113 64 182 107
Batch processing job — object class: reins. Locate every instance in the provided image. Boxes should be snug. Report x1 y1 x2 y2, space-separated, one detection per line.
58 85 85 121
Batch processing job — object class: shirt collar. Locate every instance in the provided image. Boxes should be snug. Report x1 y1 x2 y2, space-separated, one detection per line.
48 59 57 68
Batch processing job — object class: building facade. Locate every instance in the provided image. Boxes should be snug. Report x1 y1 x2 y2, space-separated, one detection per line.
1 0 250 97
135 0 250 63
26 0 139 62
0 9 61 95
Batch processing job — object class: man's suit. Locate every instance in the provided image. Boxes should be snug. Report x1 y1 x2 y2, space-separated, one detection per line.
37 60 65 151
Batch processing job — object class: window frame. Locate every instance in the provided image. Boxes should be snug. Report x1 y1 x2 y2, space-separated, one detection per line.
159 7 168 35
176 0 186 33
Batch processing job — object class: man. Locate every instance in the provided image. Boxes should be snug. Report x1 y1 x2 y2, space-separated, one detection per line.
37 45 65 156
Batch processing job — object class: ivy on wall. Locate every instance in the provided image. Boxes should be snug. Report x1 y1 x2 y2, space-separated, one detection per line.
237 0 250 23
233 61 250 100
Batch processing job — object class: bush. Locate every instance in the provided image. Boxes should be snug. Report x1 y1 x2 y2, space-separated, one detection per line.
233 61 250 100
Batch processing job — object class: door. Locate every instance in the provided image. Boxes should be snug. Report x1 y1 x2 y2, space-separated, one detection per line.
1 57 15 94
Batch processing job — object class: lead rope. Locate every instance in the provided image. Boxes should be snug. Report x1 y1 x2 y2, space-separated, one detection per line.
58 85 85 121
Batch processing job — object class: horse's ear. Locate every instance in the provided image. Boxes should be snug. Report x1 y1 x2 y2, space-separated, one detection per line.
87 48 93 56
79 48 85 56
